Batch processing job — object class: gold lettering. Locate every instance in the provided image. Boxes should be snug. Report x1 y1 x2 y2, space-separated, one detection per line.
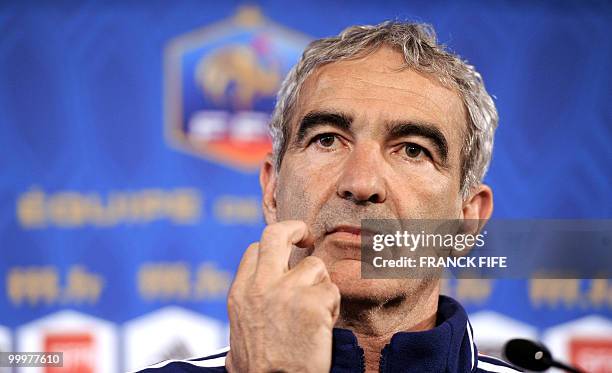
214 195 261 224
194 262 231 299
529 278 580 307
7 267 60 305
138 189 165 222
587 279 611 307
15 187 203 229
47 192 86 227
16 187 46 228
63 266 104 304
168 188 201 224
455 278 492 304
85 193 110 227
138 262 191 300
105 193 129 225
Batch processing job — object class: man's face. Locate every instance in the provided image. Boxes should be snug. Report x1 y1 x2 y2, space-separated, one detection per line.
263 46 472 301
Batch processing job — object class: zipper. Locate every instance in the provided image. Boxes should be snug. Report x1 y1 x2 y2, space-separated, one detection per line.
359 345 365 373
379 344 390 373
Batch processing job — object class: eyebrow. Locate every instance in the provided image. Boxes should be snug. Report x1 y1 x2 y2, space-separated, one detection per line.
295 110 353 143
293 110 449 163
386 121 449 162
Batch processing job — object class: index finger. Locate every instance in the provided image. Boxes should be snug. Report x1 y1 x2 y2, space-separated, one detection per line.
256 220 314 280
229 242 259 294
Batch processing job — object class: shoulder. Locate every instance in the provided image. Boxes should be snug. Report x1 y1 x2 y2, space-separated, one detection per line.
130 347 228 373
475 354 523 373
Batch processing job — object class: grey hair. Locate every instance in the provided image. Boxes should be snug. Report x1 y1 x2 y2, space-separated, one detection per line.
269 21 498 198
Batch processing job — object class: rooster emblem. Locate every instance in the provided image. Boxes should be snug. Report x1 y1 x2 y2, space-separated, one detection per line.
195 43 280 109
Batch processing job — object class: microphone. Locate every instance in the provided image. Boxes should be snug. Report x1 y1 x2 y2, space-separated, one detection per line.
503 339 584 373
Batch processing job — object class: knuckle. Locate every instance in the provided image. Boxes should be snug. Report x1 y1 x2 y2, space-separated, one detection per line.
289 220 307 230
241 242 259 261
304 256 328 276
319 281 340 302
262 224 281 239
329 283 341 301
302 255 325 269
227 291 240 310
246 242 259 252
227 275 244 298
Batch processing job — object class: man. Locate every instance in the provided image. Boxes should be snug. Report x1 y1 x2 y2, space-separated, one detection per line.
138 21 520 372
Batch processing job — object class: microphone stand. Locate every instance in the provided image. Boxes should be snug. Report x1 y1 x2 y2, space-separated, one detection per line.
542 356 584 373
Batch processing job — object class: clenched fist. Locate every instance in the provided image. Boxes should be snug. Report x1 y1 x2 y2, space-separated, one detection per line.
225 221 341 373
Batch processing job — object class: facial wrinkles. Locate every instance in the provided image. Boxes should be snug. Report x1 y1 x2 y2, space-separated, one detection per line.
278 159 397 240
280 48 467 240
308 55 460 122
281 125 458 234
295 111 456 217
301 81 463 178
279 143 444 249
325 74 450 118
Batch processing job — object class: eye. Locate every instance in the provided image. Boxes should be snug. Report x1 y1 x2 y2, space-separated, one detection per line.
312 133 337 148
404 143 425 158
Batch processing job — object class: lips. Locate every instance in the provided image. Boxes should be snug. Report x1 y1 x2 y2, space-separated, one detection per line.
324 225 376 261
329 225 362 235
326 225 378 239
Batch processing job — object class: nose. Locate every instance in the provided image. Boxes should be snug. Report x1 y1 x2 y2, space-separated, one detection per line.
336 142 387 204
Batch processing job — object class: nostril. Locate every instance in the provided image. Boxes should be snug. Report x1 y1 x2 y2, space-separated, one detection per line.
339 190 383 204
337 172 387 204
342 191 354 200
368 193 381 203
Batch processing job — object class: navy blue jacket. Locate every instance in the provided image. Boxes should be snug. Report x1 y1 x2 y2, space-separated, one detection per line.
135 296 521 372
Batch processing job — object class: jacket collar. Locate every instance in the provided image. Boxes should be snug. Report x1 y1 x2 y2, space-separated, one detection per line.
331 295 477 373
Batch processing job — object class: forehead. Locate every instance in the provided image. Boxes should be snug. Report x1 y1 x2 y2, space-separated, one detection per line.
294 46 466 139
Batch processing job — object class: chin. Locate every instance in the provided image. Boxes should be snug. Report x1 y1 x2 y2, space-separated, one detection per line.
327 259 417 303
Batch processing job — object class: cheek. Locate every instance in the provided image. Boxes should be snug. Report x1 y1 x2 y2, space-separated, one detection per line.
275 161 326 221
275 177 306 221
276 150 344 218
392 171 462 218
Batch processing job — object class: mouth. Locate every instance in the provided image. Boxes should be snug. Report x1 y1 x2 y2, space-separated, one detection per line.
324 225 380 262
325 225 377 242
329 225 361 235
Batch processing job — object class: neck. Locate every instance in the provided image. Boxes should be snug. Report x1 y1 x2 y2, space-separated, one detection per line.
334 283 440 372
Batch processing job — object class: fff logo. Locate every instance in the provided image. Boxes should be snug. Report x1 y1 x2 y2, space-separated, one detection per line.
164 6 311 171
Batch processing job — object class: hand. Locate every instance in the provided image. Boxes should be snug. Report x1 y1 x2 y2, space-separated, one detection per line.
225 220 341 373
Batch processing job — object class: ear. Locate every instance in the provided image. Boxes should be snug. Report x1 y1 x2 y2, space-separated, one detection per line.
259 154 278 224
462 184 493 222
